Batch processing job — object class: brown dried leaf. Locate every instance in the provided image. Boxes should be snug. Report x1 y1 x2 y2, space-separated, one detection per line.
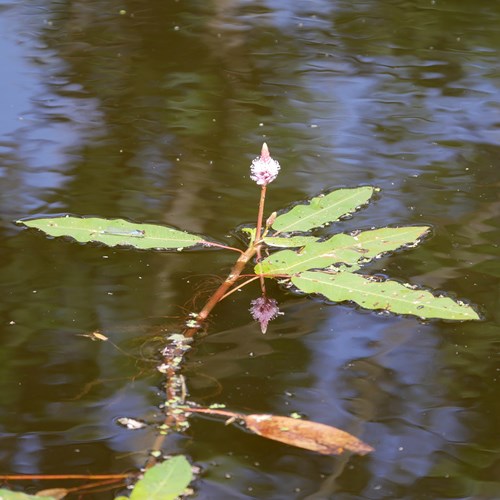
91 331 109 341
77 331 108 341
243 414 374 456
36 488 69 499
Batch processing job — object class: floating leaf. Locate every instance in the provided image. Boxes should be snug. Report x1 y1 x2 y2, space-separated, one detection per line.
116 417 147 430
77 331 108 342
271 186 375 233
263 235 318 248
0 490 57 500
35 489 68 499
256 243 359 276
243 414 374 456
17 216 206 251
256 226 430 276
185 407 372 456
292 271 480 320
130 456 192 500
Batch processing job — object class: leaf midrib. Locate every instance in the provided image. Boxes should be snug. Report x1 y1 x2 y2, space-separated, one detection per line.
32 222 200 244
295 272 476 317
273 188 372 233
262 227 427 274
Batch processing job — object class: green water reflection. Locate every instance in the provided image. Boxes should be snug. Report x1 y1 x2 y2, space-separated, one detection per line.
0 1 499 498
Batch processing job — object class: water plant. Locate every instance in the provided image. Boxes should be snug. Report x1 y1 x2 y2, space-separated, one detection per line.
8 144 479 498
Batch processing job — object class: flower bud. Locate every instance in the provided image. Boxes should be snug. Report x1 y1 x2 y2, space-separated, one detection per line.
266 211 277 227
250 143 281 186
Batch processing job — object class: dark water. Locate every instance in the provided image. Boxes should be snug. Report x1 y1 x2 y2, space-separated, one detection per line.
1 1 499 498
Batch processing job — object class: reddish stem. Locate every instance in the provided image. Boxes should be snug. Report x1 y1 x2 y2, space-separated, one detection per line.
145 242 261 468
184 243 259 337
254 185 267 294
0 474 128 480
202 241 244 254
147 184 270 467
254 185 267 245
220 275 261 300
184 407 242 419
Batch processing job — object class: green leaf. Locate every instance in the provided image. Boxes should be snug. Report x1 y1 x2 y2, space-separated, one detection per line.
130 456 192 500
291 271 480 320
256 226 430 276
240 227 256 245
271 186 375 233
263 235 319 248
0 490 56 500
17 216 206 251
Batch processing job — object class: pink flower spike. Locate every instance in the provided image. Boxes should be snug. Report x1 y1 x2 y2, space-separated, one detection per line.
260 142 271 161
250 143 281 186
249 296 283 334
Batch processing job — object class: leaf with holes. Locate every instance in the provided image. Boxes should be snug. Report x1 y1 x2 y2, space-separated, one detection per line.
256 226 430 276
17 216 208 251
271 186 375 233
291 271 480 320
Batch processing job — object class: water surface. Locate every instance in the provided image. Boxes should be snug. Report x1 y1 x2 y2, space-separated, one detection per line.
0 1 499 498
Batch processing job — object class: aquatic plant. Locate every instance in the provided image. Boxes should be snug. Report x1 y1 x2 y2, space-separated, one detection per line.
10 144 479 498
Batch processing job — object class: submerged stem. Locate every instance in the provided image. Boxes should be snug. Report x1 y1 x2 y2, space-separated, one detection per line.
184 184 269 336
185 244 259 337
220 275 261 301
148 182 271 467
146 241 261 468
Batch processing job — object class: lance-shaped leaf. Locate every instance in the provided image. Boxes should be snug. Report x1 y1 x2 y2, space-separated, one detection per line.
17 216 207 251
291 271 480 320
271 186 375 233
256 226 430 276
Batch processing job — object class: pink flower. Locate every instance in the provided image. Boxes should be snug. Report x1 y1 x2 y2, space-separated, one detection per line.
250 143 281 186
249 296 283 333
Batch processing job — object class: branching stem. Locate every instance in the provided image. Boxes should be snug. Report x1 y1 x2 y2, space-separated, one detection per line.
202 241 244 254
146 236 263 468
148 184 270 468
220 275 261 301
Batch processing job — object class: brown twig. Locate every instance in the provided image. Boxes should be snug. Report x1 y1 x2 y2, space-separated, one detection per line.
182 406 242 419
0 473 129 480
201 240 244 254
220 275 261 300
